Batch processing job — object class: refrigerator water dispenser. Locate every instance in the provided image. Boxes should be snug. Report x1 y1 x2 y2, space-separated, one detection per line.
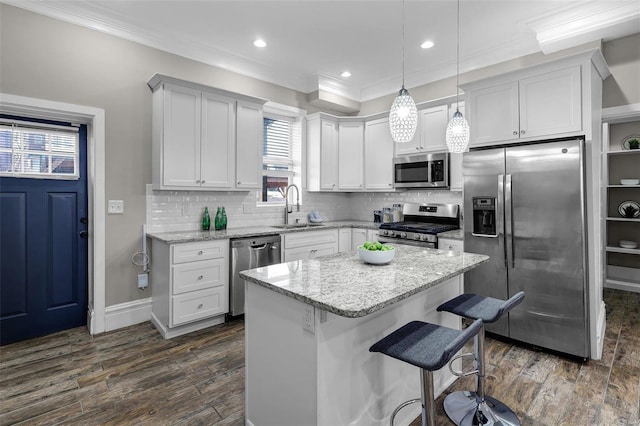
472 197 496 236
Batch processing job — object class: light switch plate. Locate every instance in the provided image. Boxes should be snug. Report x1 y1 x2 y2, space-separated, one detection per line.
108 200 124 214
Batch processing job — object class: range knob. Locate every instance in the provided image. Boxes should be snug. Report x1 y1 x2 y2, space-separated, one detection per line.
413 234 421 240
388 231 395 237
420 235 429 241
400 232 407 238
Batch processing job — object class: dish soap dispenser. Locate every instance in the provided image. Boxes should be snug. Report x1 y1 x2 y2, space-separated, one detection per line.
201 207 211 231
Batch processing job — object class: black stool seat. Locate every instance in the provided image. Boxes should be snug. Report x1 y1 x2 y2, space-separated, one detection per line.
370 319 482 371
437 292 525 323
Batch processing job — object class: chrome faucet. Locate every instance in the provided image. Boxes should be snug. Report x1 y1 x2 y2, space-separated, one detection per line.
283 184 300 224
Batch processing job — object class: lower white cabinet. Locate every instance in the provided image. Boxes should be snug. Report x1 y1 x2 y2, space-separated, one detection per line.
151 239 229 338
367 229 380 243
283 229 339 262
439 238 463 252
338 228 352 253
351 228 367 250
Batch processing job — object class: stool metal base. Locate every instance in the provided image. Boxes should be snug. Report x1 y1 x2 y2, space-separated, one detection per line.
443 391 520 426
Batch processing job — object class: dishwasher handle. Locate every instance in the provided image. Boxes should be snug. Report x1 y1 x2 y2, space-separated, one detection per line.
250 243 268 250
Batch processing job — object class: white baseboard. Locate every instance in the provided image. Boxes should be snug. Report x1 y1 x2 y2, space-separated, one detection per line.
150 312 225 339
104 298 152 332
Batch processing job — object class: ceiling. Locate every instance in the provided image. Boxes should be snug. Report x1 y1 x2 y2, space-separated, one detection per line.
5 0 639 102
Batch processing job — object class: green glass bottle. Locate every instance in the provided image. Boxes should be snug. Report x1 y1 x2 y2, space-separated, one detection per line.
214 207 222 230
201 207 211 231
221 207 227 229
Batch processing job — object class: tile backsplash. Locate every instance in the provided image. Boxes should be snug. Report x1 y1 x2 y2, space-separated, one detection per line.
146 184 463 233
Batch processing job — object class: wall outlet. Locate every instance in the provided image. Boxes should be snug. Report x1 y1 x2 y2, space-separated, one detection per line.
137 273 148 289
303 305 315 333
108 200 124 214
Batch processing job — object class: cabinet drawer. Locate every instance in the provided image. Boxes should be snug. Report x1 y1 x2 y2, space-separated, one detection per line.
283 229 338 249
284 242 337 262
170 287 227 326
172 258 226 295
439 238 463 252
172 240 227 264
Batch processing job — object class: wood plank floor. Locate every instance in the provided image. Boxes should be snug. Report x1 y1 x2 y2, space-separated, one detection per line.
1 288 638 425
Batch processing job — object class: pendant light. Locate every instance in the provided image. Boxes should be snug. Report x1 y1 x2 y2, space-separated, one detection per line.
389 0 417 144
446 0 470 153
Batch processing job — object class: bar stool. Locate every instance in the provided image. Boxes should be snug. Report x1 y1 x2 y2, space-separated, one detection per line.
436 292 525 426
369 318 483 426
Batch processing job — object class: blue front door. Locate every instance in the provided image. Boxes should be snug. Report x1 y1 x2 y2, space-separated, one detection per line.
0 118 88 345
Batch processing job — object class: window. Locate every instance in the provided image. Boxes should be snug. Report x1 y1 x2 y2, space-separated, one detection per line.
0 120 79 179
258 108 302 204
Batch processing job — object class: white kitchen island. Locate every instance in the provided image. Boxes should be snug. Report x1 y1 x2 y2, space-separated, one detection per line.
239 246 489 426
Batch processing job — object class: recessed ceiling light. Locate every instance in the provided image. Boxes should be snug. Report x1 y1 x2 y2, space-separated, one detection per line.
253 39 267 48
341 71 352 78
421 40 435 49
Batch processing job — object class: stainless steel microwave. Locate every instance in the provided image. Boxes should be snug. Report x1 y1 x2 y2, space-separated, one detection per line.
393 153 449 189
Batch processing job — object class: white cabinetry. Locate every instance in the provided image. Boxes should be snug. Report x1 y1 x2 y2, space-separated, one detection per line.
602 108 640 293
150 239 229 339
307 115 339 191
283 229 339 262
338 228 352 253
149 74 266 191
338 121 364 190
367 229 380 243
235 101 264 189
439 238 463 252
465 66 582 146
351 228 367 250
395 105 448 155
364 118 395 190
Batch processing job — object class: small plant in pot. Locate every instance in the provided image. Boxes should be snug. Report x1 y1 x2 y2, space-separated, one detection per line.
629 138 640 150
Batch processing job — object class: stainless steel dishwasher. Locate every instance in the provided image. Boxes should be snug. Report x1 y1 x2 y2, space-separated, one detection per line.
230 235 281 317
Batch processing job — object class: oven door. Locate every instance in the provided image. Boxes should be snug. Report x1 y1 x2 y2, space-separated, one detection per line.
377 236 436 249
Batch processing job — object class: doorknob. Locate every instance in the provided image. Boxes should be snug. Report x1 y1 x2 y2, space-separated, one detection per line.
79 230 89 238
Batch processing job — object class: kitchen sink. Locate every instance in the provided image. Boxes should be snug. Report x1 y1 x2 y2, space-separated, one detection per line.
272 223 326 229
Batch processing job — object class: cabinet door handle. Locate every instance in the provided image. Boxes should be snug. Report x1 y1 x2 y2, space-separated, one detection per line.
197 304 203 309
201 180 205 184
196 179 201 184
520 130 526 135
197 275 204 280
513 131 518 136
198 250 204 255
415 147 420 150
237 181 241 185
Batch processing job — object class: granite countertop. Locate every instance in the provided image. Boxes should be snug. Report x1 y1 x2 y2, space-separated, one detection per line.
239 246 488 318
146 221 380 244
438 229 464 240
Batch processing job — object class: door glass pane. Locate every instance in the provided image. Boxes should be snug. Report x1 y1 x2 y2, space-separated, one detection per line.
51 156 75 174
51 133 75 153
23 131 48 152
0 152 12 172
0 130 11 149
23 153 49 173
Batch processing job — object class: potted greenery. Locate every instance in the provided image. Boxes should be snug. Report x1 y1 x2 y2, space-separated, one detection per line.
628 138 639 150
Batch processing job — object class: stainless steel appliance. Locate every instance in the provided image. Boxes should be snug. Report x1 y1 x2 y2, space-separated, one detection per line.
378 203 459 248
464 138 589 358
393 152 449 189
230 235 281 316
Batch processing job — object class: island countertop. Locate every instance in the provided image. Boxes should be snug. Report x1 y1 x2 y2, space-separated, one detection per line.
239 246 489 318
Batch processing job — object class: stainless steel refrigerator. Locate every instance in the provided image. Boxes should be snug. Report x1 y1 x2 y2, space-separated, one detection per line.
463 139 589 359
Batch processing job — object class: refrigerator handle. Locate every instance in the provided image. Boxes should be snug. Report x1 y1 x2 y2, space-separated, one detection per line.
498 174 506 267
505 174 515 268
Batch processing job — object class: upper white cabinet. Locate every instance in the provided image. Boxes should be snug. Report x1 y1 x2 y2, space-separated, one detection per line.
148 74 266 191
307 115 339 191
236 101 264 189
364 117 394 190
395 105 449 155
338 121 364 190
465 66 582 146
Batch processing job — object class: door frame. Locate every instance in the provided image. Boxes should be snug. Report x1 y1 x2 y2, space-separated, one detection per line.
0 93 106 334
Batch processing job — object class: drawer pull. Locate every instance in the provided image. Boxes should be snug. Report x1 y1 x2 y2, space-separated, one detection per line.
198 275 204 280
198 250 204 255
197 303 203 309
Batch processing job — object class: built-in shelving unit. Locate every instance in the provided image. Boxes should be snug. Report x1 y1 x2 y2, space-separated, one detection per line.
601 103 640 293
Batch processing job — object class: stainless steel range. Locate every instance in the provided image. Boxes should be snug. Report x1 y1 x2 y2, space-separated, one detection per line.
378 203 460 248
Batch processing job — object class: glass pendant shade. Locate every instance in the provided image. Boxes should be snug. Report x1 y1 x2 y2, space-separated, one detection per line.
389 87 418 143
445 110 470 153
